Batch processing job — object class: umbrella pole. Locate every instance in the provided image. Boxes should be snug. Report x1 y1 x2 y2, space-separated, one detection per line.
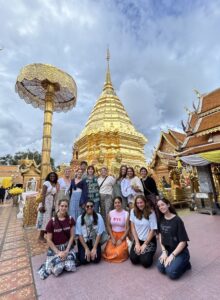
40 84 54 187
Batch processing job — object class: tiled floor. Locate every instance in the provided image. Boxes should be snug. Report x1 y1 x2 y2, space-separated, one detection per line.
32 209 220 300
1 203 220 299
0 202 47 299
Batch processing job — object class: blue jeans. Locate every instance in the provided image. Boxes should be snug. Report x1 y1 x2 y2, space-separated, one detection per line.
157 248 190 280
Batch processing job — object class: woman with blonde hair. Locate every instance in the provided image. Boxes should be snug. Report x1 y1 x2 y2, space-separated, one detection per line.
56 167 71 210
130 195 157 268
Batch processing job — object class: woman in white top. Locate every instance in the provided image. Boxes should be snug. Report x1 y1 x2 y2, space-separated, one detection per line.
130 194 157 268
102 196 129 263
121 167 143 209
56 167 71 210
37 172 58 242
98 167 116 225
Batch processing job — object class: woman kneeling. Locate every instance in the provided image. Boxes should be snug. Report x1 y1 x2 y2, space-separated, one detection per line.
76 200 105 264
157 198 191 280
103 197 129 263
38 199 76 279
130 195 157 268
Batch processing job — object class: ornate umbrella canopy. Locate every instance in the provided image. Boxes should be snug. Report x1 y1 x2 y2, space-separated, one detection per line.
15 63 77 112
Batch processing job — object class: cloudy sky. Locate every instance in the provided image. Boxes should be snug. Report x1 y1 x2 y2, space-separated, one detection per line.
1 0 220 165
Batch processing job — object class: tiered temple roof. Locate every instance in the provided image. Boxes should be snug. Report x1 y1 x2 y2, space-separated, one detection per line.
73 51 147 172
150 130 185 170
180 88 220 156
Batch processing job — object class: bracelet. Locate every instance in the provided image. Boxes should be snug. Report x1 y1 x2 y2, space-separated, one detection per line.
171 252 176 258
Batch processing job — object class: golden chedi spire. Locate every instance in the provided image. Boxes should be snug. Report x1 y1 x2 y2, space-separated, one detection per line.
103 48 115 95
73 49 147 173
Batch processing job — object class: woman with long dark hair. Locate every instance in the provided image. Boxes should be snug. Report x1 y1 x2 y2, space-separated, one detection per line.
140 167 159 207
103 197 129 263
85 165 100 213
37 172 58 242
75 200 105 264
38 199 76 279
156 198 191 279
130 195 157 268
69 168 88 221
112 165 128 209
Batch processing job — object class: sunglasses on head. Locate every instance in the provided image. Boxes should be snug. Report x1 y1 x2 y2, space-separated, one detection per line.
86 204 94 208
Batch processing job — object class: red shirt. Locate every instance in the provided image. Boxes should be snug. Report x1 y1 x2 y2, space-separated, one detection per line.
46 216 75 245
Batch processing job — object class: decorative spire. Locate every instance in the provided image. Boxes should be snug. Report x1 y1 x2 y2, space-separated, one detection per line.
103 47 115 94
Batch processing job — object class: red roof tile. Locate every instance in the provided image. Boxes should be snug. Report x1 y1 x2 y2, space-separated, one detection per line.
169 130 186 143
196 111 220 134
180 142 220 156
200 88 220 114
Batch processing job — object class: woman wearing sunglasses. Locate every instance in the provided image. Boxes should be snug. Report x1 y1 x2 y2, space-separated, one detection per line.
38 199 77 279
75 200 105 264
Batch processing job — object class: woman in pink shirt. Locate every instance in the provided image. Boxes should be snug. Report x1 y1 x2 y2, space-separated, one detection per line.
103 197 129 263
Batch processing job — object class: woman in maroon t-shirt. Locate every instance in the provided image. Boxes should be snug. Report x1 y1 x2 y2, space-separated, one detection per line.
38 199 77 279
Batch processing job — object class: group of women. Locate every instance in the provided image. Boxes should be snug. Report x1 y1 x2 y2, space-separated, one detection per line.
38 162 191 281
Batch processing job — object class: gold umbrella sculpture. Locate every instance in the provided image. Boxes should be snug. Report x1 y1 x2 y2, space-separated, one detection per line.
15 64 77 186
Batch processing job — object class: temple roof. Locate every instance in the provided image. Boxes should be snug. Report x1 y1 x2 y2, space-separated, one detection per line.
185 112 198 134
150 130 185 168
168 130 186 143
179 86 220 156
180 142 220 156
194 111 220 136
198 88 220 115
75 51 147 145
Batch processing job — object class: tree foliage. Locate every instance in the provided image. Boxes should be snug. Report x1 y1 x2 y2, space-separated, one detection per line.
0 150 55 170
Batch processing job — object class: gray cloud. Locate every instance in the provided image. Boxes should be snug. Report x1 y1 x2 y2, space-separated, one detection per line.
1 0 220 165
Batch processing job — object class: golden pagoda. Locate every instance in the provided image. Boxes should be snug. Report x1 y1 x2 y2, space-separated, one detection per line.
72 50 147 174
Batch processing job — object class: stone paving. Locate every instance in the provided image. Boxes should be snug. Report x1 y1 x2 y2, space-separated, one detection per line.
0 203 220 300
0 202 47 300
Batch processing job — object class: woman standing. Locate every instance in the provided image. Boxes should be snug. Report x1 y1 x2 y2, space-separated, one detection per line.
98 167 116 225
121 167 143 209
130 195 157 268
38 199 76 279
140 167 159 207
85 165 100 213
112 165 128 210
38 172 58 242
103 197 129 263
56 167 71 210
157 198 191 279
75 200 105 265
69 168 87 222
